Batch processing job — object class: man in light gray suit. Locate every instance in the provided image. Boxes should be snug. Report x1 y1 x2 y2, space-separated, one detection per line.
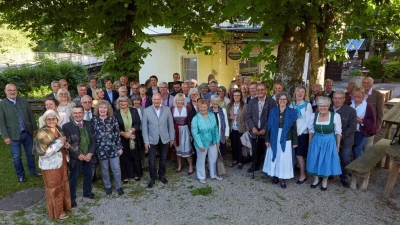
142 93 175 188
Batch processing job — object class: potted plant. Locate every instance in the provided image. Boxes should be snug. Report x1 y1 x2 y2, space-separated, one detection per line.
348 69 363 84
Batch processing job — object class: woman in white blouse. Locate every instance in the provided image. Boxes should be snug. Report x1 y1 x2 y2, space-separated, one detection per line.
39 98 70 128
290 86 312 184
306 97 342 191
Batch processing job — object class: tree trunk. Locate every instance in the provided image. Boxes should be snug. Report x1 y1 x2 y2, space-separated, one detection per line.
308 22 326 88
275 25 308 95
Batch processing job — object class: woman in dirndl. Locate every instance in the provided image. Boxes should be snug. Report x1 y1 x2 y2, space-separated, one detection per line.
306 96 342 191
263 92 298 189
172 93 194 175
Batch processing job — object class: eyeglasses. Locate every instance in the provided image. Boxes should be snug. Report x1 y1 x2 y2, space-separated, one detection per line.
45 118 57 121
233 95 241 97
82 101 92 104
279 99 287 101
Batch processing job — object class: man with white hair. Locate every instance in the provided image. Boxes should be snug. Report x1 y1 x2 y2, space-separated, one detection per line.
46 81 60 98
190 79 198 88
159 82 174 107
324 79 334 100
361 77 384 152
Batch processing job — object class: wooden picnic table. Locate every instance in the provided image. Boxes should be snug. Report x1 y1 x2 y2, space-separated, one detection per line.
383 144 400 199
382 102 400 169
378 88 394 103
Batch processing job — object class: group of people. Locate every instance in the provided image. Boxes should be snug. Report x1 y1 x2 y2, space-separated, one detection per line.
0 73 384 221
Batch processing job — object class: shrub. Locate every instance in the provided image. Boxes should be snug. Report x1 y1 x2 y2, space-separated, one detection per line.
384 61 400 79
364 56 384 79
0 58 87 99
348 69 362 77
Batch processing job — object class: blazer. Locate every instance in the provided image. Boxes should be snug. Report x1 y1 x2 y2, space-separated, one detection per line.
360 103 377 137
212 107 230 138
245 96 277 138
334 105 357 148
114 108 141 152
191 111 220 149
227 103 248 133
366 89 384 131
142 105 175 145
103 89 119 108
146 87 159 97
46 93 57 99
141 96 152 108
0 97 37 140
62 120 96 168
87 87 97 99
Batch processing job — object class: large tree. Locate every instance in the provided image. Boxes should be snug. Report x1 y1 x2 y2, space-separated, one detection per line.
0 0 223 79
224 0 400 91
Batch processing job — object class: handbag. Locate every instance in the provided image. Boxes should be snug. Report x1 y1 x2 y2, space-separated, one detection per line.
241 146 250 157
217 146 226 175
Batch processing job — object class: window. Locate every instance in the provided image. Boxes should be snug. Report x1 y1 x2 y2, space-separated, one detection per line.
182 57 197 81
239 57 259 76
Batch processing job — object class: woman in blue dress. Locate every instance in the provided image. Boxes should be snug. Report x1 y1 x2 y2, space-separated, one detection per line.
306 96 342 191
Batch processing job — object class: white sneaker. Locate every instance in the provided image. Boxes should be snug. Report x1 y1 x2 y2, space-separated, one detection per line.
214 176 223 181
199 179 206 184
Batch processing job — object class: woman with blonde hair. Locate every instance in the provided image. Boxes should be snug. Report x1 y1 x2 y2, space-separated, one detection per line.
56 88 75 117
191 99 222 184
171 93 194 174
114 96 142 183
92 100 124 195
92 88 105 108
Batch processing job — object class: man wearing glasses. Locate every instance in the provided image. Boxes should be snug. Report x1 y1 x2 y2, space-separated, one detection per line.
246 83 277 173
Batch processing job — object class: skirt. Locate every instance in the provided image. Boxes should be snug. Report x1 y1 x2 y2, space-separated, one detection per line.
306 132 342 177
174 125 193 157
42 160 71 220
262 129 294 179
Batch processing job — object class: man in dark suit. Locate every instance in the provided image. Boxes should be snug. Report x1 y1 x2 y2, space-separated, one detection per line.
62 106 96 208
331 90 357 188
245 83 277 173
146 75 159 97
142 93 175 188
362 77 384 152
0 84 42 182
246 82 258 104
170 81 182 97
46 81 60 99
168 73 181 93
86 77 98 99
324 79 334 100
119 75 131 95
103 78 119 110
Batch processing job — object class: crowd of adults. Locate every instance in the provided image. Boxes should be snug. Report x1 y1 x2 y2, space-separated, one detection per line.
0 73 384 220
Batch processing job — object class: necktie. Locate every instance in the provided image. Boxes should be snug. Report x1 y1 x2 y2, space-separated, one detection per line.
85 112 90 121
78 122 83 128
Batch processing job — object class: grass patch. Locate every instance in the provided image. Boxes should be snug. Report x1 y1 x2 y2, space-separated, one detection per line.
302 211 310 219
0 141 44 199
191 185 212 196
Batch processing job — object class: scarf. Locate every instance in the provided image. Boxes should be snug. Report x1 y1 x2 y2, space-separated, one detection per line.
267 107 298 162
209 106 226 144
72 120 89 155
121 109 135 150
291 101 308 117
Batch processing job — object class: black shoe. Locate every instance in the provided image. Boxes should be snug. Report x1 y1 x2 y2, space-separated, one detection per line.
238 164 243 170
117 188 124 195
340 180 350 188
123 180 129 184
321 186 327 191
31 172 42 177
280 180 287 189
71 201 77 208
328 175 335 180
311 182 320 189
134 177 141 181
271 177 279 184
83 193 95 199
147 180 155 188
105 188 112 195
296 177 307 184
92 176 98 184
159 176 168 184
247 167 259 173
229 162 238 167
18 177 26 182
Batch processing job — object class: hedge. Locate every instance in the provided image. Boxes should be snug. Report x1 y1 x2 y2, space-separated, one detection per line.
0 58 87 99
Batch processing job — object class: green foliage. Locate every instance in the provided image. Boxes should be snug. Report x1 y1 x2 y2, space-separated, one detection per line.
384 61 400 79
348 69 363 77
26 85 51 99
33 39 82 53
0 58 87 99
0 24 36 54
364 56 384 79
191 185 212 196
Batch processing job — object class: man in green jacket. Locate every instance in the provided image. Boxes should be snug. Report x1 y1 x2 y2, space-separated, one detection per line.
0 84 41 182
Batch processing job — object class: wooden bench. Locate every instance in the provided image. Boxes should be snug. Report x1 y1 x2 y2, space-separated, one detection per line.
346 139 392 190
383 145 400 199
27 99 45 115
384 98 400 110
